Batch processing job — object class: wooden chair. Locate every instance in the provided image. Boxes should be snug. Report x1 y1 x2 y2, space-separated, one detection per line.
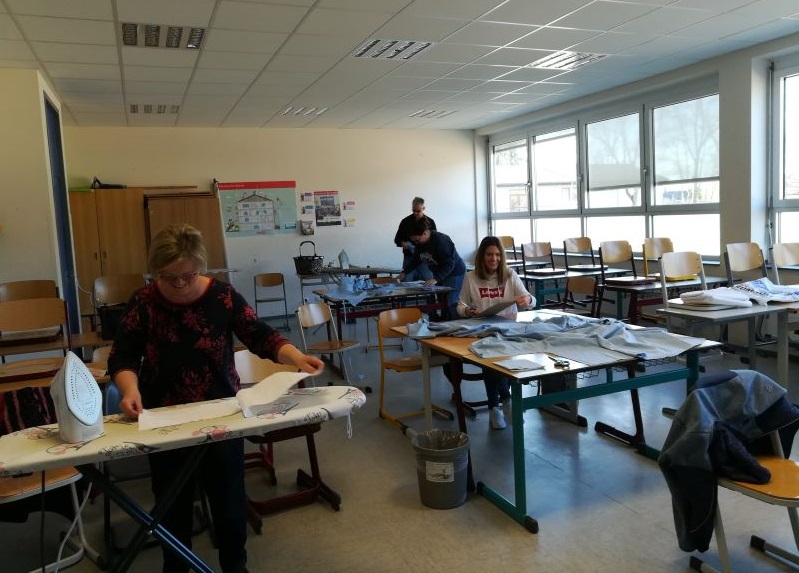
0 466 99 572
377 307 453 426
0 279 58 302
596 240 637 316
0 298 70 362
364 276 402 352
234 350 341 532
659 251 707 333
563 237 601 271
561 275 598 317
723 243 770 344
770 242 799 285
642 237 674 277
253 273 289 331
93 274 144 339
296 302 363 389
498 235 520 263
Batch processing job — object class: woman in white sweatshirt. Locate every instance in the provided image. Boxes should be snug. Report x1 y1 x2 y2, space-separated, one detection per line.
456 236 535 429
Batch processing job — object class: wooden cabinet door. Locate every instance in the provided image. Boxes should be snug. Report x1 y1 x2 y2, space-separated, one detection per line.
146 195 228 272
184 196 227 270
68 191 102 318
96 188 148 275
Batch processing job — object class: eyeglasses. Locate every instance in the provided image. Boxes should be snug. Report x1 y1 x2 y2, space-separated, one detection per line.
157 271 200 285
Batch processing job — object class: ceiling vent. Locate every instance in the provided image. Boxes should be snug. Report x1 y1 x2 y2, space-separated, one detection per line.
527 51 606 70
281 106 328 116
129 104 180 114
352 39 434 61
409 109 456 119
121 23 205 49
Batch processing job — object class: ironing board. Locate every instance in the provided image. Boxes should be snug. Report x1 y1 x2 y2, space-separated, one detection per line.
0 386 366 573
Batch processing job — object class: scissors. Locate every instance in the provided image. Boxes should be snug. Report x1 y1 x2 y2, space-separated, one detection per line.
548 355 570 369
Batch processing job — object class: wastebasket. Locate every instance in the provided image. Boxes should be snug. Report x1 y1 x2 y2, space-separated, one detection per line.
411 429 469 509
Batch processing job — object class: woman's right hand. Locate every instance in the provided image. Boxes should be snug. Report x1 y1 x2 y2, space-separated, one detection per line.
119 388 143 419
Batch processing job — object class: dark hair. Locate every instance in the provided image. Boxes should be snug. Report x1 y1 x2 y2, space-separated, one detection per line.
475 236 508 282
412 197 425 207
410 216 431 236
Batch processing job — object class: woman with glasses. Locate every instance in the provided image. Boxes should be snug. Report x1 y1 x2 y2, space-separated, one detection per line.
108 223 323 573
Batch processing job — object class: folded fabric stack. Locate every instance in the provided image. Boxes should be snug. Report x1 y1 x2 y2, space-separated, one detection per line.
680 287 753 308
731 277 799 305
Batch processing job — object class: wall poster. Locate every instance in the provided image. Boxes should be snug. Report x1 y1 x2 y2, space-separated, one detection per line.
313 190 342 227
217 180 298 237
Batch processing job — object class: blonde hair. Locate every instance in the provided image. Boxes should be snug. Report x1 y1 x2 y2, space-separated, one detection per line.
148 224 208 273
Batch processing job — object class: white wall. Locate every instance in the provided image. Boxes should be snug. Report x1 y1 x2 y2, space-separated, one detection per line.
0 69 60 285
63 127 477 310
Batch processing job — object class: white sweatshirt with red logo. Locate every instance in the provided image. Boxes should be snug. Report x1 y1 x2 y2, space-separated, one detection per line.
456 268 534 318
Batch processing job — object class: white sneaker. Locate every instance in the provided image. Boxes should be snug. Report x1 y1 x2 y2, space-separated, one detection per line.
489 406 507 430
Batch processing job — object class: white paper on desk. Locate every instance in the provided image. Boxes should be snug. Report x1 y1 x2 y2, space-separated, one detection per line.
236 371 311 418
494 358 546 371
138 400 242 430
475 300 515 318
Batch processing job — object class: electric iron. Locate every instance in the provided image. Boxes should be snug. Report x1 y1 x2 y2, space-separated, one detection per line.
338 249 350 269
50 351 104 443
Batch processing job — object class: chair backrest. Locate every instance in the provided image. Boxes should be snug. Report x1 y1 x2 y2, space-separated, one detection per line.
0 280 58 302
296 302 340 350
660 251 706 307
254 273 285 289
521 242 556 271
563 275 598 317
234 348 298 385
378 307 422 343
0 298 70 350
94 274 144 307
770 242 799 284
497 235 518 260
599 240 637 278
723 242 767 283
563 237 596 268
642 237 674 276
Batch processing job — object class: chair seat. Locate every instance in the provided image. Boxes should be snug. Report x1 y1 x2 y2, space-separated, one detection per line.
721 456 799 502
0 467 81 502
306 340 360 353
383 355 422 371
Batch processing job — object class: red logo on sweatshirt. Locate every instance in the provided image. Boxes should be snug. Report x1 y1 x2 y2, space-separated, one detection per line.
478 286 505 299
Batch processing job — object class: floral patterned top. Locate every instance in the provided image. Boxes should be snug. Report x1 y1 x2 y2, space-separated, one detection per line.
107 279 289 409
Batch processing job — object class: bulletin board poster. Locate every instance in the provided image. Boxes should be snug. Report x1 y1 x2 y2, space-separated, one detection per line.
313 190 342 227
217 181 298 237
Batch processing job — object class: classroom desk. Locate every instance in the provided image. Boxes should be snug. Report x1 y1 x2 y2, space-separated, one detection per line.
298 265 401 302
659 300 799 390
523 267 630 309
314 284 454 334
0 386 366 573
601 276 727 324
414 310 715 533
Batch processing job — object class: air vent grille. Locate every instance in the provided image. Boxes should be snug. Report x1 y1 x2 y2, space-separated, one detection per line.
129 104 180 114
121 23 205 49
409 110 456 119
352 39 434 61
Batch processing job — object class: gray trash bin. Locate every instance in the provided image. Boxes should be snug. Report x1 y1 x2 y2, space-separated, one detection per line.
411 429 469 509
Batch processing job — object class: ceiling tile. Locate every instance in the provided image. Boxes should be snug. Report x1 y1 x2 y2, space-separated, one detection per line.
203 29 287 53
199 50 272 70
116 0 215 28
444 21 538 46
474 47 552 66
0 15 22 40
443 64 517 80
122 46 198 67
510 27 600 51
45 62 120 80
214 2 308 33
555 1 659 31
390 61 462 78
124 65 193 82
670 0 753 12
15 16 116 44
571 31 648 54
423 77 484 91
125 81 187 95
495 67 566 82
0 39 34 60
53 78 122 93
252 70 320 87
192 68 259 83
32 42 118 64
375 15 470 42
482 0 594 26
297 7 393 36
416 43 495 64
266 54 338 73
6 0 112 20
279 34 360 58
403 0 506 20
615 6 713 35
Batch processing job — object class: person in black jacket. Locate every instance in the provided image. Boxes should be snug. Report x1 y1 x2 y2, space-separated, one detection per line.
393 197 436 271
397 217 465 318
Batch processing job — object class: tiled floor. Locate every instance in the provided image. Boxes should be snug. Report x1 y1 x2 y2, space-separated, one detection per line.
4 316 799 573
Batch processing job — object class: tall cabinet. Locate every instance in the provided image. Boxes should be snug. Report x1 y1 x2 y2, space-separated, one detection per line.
68 186 201 323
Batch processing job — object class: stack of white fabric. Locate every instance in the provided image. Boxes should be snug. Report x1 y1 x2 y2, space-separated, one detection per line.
680 287 753 308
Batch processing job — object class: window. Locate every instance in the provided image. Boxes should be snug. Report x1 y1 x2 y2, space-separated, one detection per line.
585 113 641 209
772 63 799 243
491 140 528 214
488 88 721 257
